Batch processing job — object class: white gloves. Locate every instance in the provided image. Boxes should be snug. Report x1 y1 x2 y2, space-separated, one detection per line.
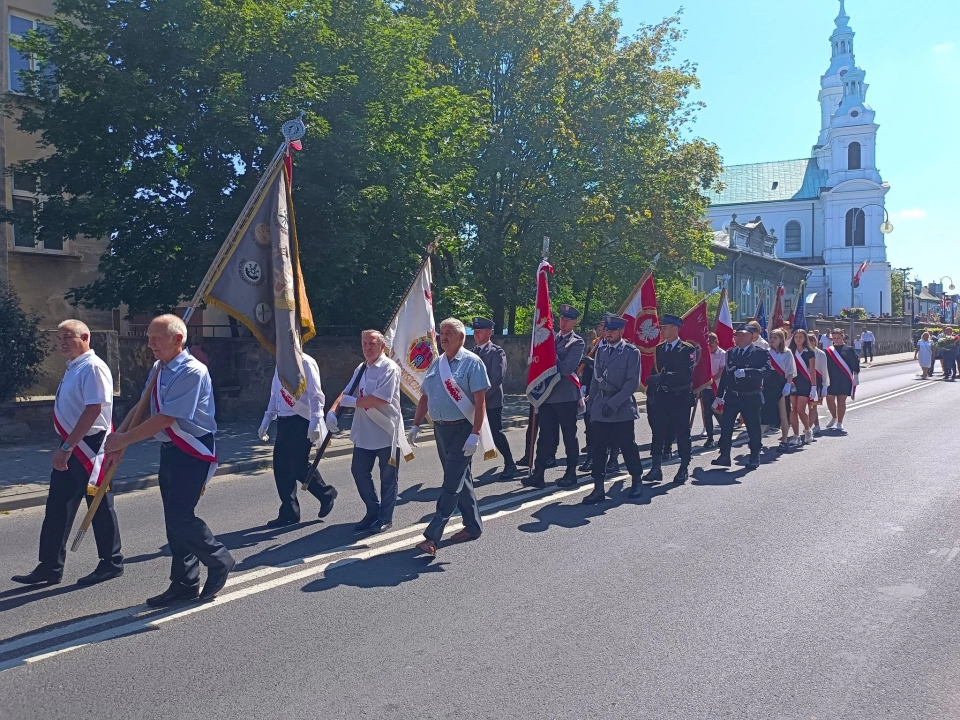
853 374 860 387
339 395 357 408
809 388 819 402
258 412 275 442
407 425 420 447
307 417 322 444
325 410 339 434
782 382 792 397
734 369 746 378
462 433 480 457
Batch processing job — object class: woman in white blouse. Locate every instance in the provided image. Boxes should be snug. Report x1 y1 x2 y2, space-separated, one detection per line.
767 328 796 452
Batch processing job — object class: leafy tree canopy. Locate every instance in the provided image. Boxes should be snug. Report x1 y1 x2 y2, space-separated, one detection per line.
0 284 47 402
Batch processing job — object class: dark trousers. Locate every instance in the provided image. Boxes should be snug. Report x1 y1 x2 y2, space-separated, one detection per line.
38 431 122 575
158 440 234 587
589 420 643 483
862 341 874 362
700 389 716 440
535 401 579 471
762 381 782 426
424 421 482 543
719 393 763 458
351 446 398 524
273 415 336 521
649 392 692 465
486 405 515 467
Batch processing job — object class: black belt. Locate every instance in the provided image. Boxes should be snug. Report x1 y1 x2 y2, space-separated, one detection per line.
728 389 761 397
658 386 692 394
434 419 469 426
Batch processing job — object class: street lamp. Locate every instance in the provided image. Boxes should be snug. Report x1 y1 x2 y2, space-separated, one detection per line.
849 204 894 341
939 276 955 324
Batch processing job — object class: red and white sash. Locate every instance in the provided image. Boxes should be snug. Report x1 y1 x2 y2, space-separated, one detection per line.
151 374 218 485
52 409 112 488
438 354 497 461
794 351 812 383
769 352 787 379
826 346 856 398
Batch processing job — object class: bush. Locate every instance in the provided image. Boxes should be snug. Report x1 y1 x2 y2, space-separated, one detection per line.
0 284 48 402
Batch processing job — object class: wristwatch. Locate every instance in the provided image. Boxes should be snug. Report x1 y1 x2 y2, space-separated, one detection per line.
60 442 73 452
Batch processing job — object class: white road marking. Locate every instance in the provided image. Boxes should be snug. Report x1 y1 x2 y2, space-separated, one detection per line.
0 370 945 672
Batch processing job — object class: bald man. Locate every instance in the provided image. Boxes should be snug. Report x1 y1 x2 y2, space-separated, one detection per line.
12 320 123 587
106 315 234 606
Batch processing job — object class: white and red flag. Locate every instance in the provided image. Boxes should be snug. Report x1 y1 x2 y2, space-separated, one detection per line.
383 255 439 403
679 299 713 393
620 270 660 389
713 287 735 350
526 261 560 407
854 260 871 287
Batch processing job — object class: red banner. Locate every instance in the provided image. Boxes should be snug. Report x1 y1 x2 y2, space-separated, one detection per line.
526 261 560 406
621 271 660 389
713 287 735 350
680 299 713 393
771 285 785 332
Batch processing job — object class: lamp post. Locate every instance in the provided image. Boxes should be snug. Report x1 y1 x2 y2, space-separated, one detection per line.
939 276 955 325
849 204 894 341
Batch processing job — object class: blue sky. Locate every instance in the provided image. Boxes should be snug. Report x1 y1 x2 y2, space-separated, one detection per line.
614 0 959 286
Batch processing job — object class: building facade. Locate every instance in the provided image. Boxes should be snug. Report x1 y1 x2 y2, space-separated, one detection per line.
703 0 892 318
2 0 111 329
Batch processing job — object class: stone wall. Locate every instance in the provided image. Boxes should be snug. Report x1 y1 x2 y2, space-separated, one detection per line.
809 318 913 354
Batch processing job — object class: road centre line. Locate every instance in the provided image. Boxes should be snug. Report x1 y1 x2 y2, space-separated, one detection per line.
0 373 941 673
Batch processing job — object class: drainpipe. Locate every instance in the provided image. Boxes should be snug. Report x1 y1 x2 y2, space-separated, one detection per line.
730 250 742 319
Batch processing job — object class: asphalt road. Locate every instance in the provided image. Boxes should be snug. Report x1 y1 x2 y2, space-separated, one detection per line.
1 360 955 719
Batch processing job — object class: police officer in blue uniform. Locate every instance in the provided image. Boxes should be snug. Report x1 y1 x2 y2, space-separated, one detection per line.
471 317 517 479
583 315 645 503
643 314 696 483
712 322 770 470
524 304 585 489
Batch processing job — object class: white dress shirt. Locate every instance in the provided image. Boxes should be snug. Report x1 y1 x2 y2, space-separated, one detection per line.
266 354 324 421
709 348 727 377
350 354 402 451
54 350 113 434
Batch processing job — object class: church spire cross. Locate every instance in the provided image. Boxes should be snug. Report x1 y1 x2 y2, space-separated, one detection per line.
836 0 850 27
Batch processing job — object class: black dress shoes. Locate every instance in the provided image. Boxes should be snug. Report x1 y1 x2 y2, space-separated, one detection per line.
368 522 393 535
674 466 689 484
711 455 732 467
267 516 299 528
556 468 578 488
745 455 760 470
77 565 123 587
582 488 607 505
147 583 200 607
627 479 644 499
499 464 518 480
354 515 379 532
200 558 236 601
11 567 61 586
703 439 716 449
318 492 337 519
578 458 593 473
521 472 546 489
642 467 663 482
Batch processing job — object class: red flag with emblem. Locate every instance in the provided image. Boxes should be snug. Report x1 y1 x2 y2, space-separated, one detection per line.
526 261 560 407
620 270 660 390
679 299 713 393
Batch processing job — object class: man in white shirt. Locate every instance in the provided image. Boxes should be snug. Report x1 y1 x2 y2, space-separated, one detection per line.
818 332 831 349
259 352 336 527
12 320 123 587
749 321 769 350
699 332 726 449
326 330 403 535
860 328 875 362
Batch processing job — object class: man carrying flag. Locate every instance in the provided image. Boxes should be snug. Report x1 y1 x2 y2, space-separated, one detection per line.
714 286 735 351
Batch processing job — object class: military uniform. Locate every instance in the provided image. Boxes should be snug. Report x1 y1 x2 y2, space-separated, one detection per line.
472 318 516 477
713 327 771 470
584 327 645 503
645 315 696 482
530 305 585 485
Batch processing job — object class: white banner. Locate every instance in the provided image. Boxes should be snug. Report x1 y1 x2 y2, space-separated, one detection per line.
383 257 439 403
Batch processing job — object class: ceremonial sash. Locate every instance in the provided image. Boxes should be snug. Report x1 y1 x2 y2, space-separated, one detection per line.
151 372 218 487
826 346 856 398
568 372 586 411
438 354 497 461
769 352 788 379
52 409 111 488
348 362 414 464
794 351 812 383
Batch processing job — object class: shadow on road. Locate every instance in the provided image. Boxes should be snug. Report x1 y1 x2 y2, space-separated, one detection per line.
0 582 85 613
300 548 447 594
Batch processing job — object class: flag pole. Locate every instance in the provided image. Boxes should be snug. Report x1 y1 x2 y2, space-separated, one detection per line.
525 237 552 477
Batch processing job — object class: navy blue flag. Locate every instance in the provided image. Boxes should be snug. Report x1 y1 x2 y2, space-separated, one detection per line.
792 282 808 330
754 294 768 339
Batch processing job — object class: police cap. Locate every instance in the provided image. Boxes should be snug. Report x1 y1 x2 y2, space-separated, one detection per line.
660 314 684 328
558 304 581 320
472 317 495 330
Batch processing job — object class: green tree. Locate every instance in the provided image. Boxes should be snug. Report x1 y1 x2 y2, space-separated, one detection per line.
891 271 904 317
0 284 48 402
8 0 481 328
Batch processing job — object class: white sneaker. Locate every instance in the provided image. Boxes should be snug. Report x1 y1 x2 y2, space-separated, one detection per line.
836 422 845 432
826 418 837 429
805 429 813 443
788 436 801 447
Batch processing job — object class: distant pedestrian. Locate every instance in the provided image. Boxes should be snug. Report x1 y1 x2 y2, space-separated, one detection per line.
187 335 209 366
854 334 863 357
915 332 933 379
860 328 875 362
818 331 831 349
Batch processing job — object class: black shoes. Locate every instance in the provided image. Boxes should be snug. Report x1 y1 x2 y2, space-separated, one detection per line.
318 488 337 518
354 515 379 533
200 558 236 602
544 458 557 469
674 466 689 484
746 455 760 470
147 583 200 607
556 468 579 488
605 460 621 475
703 439 716 449
499 464 518 480
521 471 546 489
578 458 593 473
267 516 299 528
642 466 663 482
711 455 732 467
368 522 393 535
582 487 607 505
627 479 644 499
77 565 123 587
11 567 61 586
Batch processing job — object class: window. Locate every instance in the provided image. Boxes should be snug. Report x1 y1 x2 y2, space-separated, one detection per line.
11 170 62 251
691 272 704 295
740 279 753 318
8 13 54 94
845 208 865 247
784 221 802 253
848 141 861 170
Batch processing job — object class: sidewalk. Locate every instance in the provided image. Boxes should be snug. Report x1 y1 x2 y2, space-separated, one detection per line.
0 350 913 513
0 397 534 512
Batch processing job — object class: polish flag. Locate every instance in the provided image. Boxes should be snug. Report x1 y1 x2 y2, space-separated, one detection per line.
620 270 660 389
713 287 735 350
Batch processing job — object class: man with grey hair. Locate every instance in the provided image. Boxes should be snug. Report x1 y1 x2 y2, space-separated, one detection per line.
13 319 124 587
409 317 490 557
106 314 234 606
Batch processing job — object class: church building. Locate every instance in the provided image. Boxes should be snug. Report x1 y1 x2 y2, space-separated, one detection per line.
704 0 892 317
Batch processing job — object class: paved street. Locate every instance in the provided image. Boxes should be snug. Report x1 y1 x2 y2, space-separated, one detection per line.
0 361 955 719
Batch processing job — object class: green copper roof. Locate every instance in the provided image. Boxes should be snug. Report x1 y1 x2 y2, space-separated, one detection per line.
707 158 827 206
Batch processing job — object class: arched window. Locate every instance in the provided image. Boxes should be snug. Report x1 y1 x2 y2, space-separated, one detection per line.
848 141 861 170
845 208 865 247
784 221 802 253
